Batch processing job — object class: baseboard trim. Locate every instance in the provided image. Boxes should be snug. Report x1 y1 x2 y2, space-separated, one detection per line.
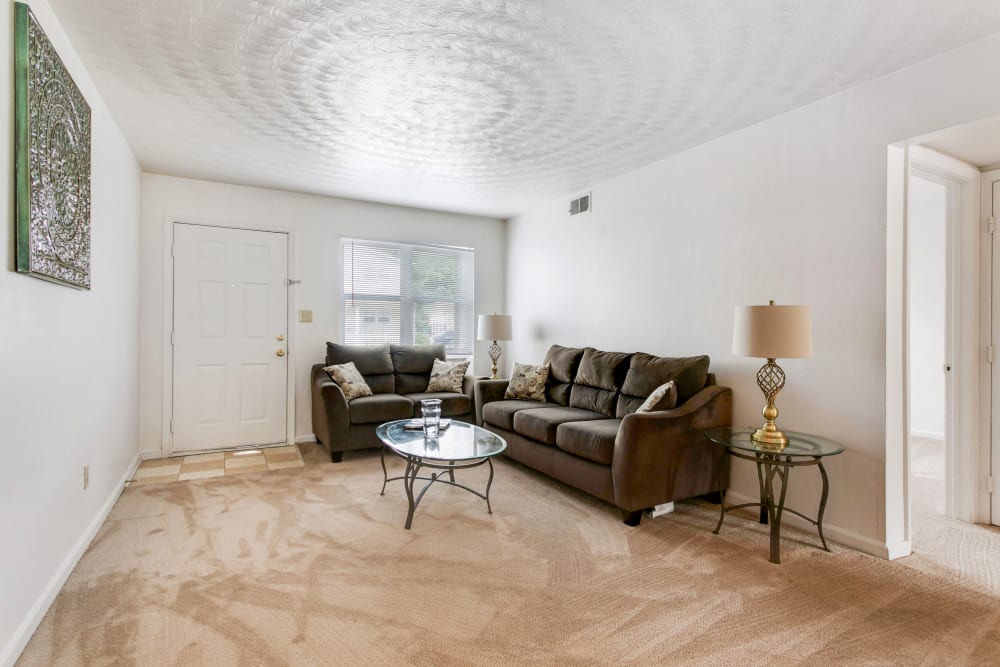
295 435 317 444
886 540 913 560
721 490 894 560
0 452 141 667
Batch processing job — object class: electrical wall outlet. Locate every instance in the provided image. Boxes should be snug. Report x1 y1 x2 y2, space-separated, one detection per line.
83 464 89 490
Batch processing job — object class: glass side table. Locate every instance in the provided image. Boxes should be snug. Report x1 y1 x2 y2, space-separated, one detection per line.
704 427 845 564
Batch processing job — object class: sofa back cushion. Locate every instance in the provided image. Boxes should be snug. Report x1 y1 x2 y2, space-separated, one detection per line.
391 344 447 394
617 353 711 417
543 345 585 405
325 342 395 394
569 348 632 417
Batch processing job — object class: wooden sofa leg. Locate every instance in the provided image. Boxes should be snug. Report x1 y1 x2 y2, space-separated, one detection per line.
330 451 344 463
621 509 643 527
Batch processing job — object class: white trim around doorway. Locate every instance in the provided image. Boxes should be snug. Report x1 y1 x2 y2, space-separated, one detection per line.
160 216 298 457
885 145 985 559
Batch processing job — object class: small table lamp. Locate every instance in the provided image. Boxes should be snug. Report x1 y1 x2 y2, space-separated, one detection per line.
477 314 512 380
733 301 812 448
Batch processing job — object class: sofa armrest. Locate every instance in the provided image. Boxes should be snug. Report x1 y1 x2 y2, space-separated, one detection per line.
461 375 486 417
612 385 733 511
474 379 509 425
311 365 350 455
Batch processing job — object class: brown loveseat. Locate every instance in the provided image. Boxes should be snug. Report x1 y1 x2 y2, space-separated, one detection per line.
311 343 477 462
475 345 731 525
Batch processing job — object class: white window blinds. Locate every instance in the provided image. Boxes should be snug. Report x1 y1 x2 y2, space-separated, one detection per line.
342 238 475 355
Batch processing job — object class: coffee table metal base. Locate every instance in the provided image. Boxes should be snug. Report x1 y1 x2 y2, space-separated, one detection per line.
380 447 496 529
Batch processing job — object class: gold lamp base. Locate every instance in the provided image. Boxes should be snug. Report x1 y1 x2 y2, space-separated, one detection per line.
487 340 502 380
752 425 789 448
752 358 789 450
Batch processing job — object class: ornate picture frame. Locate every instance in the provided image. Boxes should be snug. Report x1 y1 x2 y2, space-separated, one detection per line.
14 2 92 289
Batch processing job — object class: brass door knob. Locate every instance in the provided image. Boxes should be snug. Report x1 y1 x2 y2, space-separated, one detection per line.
276 334 284 341
276 349 285 357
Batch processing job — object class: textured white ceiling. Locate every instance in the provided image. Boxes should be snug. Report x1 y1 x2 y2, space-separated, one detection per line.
47 0 1000 217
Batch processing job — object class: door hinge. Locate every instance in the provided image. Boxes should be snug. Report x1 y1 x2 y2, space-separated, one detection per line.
169 420 174 434
989 346 995 364
988 476 994 494
171 243 175 257
170 331 175 345
988 218 996 235
285 278 302 286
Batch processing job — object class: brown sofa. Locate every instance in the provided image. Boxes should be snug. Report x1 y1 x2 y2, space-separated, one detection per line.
475 344 731 525
311 342 477 462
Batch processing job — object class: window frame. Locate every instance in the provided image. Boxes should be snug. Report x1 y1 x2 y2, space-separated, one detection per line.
340 237 475 356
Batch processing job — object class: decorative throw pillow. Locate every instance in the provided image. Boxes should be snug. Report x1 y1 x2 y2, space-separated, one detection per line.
323 361 373 401
426 359 470 393
505 362 551 402
636 381 677 413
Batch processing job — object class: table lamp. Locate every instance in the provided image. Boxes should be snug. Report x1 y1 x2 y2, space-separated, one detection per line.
477 314 512 380
732 301 812 447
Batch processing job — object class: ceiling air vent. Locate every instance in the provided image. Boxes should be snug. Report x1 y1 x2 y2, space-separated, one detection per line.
569 192 591 215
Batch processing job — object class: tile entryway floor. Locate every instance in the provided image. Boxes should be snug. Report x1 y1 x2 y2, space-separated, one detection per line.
130 445 304 486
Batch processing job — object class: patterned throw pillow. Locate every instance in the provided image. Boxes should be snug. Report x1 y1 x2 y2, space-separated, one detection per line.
505 362 551 402
323 361 373 401
426 359 470 393
636 381 677 413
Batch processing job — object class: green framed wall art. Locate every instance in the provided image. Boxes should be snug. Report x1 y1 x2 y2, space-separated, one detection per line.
13 2 92 289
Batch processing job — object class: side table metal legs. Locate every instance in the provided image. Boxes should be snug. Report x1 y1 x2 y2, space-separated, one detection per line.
714 452 831 564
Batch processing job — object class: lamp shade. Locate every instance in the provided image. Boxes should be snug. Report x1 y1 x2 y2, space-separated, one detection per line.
477 314 512 341
733 303 812 359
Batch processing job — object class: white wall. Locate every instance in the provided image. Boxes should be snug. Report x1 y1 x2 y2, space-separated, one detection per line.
0 1 142 664
139 174 506 455
506 32 1000 556
907 175 947 439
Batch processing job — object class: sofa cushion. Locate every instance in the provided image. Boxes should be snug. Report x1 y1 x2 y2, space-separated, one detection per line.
426 359 469 393
569 348 631 417
326 342 395 394
348 394 414 425
543 345 585 405
505 362 550 402
556 419 621 465
618 353 710 416
324 361 374 401
637 381 678 413
405 392 472 418
391 344 446 394
513 406 606 446
482 400 550 431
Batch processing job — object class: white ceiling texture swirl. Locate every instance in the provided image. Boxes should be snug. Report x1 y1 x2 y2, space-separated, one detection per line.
47 0 1000 217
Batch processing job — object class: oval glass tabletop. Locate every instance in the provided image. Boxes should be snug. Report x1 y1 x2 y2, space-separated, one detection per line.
376 420 507 461
704 426 844 457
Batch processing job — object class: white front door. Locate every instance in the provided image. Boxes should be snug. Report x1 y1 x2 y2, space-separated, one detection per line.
172 223 288 453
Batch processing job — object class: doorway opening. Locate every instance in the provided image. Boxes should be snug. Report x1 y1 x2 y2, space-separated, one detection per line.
887 117 1000 572
907 172 949 528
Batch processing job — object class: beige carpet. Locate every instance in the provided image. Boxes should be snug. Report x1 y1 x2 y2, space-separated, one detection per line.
18 444 1000 666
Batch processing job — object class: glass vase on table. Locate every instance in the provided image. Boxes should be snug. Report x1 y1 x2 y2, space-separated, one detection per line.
421 399 442 438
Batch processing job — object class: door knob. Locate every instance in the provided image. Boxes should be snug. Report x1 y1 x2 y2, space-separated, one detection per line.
276 349 285 357
276 334 284 341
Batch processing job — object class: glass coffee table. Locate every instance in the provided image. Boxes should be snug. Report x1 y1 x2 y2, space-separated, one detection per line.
376 420 507 529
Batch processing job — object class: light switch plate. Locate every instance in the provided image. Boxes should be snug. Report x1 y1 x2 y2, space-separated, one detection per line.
298 309 313 323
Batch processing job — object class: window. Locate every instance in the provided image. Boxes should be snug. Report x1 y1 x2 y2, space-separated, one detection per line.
342 238 475 356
